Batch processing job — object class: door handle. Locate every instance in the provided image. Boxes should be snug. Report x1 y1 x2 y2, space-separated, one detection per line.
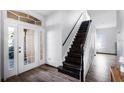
19 51 21 53
18 47 21 53
19 47 21 49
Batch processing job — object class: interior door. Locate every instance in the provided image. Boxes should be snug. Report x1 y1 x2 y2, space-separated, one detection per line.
18 26 39 74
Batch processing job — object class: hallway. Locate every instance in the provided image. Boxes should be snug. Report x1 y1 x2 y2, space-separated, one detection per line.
86 54 117 82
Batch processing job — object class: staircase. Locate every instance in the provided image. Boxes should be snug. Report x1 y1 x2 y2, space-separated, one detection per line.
58 20 91 79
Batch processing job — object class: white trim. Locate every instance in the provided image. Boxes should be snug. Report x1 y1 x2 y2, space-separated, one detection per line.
0 11 1 81
39 29 45 65
3 10 7 81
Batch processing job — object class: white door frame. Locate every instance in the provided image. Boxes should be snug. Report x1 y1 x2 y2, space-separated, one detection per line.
4 19 45 80
4 23 18 80
0 11 2 81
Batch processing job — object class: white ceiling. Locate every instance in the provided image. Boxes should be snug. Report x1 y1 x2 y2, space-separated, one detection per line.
88 10 117 29
35 10 56 16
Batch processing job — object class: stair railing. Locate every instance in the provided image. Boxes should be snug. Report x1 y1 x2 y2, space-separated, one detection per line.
63 12 83 46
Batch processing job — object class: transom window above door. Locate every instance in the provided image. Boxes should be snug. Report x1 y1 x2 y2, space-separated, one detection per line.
7 10 42 26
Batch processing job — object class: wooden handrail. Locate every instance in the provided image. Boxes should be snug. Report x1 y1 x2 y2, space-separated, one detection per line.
62 13 83 46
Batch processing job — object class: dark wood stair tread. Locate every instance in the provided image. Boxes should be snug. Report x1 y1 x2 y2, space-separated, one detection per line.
58 66 80 79
66 56 81 61
63 62 81 71
65 57 81 65
71 44 82 48
74 37 85 41
68 52 81 58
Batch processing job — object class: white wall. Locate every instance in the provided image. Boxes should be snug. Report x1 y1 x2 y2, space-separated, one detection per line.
96 27 117 54
88 10 117 29
0 11 1 81
45 11 63 67
62 11 83 43
117 11 124 60
88 10 117 54
83 21 96 81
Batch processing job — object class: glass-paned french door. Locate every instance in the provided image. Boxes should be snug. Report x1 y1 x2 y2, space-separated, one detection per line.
5 23 43 80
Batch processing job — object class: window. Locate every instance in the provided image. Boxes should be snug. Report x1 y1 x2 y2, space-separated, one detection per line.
23 29 35 65
8 27 15 70
7 10 42 26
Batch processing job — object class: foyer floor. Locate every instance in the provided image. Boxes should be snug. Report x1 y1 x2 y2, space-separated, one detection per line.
5 54 117 82
86 54 117 82
5 65 79 82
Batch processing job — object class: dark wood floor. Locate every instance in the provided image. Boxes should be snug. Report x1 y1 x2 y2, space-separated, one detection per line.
86 54 117 82
5 54 117 82
5 65 79 82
